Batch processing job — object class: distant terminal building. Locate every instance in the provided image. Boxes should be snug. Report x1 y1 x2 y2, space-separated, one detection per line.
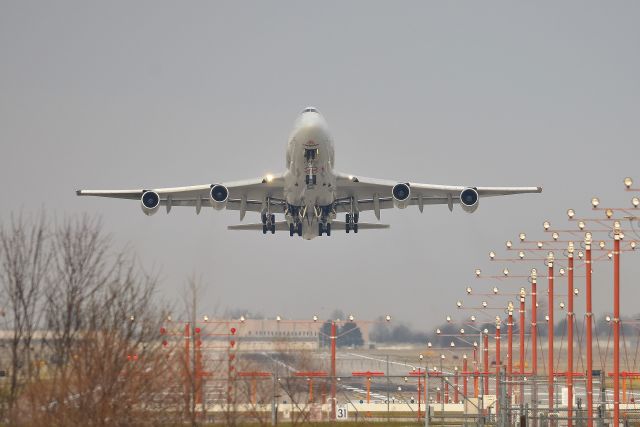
188 319 369 351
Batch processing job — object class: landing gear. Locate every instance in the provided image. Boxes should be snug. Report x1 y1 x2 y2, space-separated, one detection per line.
262 212 276 235
345 212 359 233
318 222 331 236
305 175 317 185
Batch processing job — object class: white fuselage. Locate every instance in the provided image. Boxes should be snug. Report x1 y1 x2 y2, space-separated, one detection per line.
283 109 337 239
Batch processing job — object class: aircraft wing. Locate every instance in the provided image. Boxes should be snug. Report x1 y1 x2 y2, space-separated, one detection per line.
76 174 286 218
335 173 542 218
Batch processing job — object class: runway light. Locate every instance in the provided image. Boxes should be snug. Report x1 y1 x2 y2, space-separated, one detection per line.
466 286 473 295
519 233 526 242
543 221 551 231
482 301 488 308
520 287 526 299
240 315 246 323
506 241 513 249
483 329 489 334
450 342 455 348
386 315 392 322
608 252 613 260
503 268 509 277
545 315 550 322
474 341 478 348
633 197 640 208
446 315 452 323
276 315 281 322
428 342 432 348
130 315 135 322
631 241 637 250
531 268 537 280
456 301 463 308
493 286 499 294
537 242 543 249
470 315 476 322
606 316 612 323
599 241 606 249
591 197 600 208
313 315 318 322
441 354 446 360
574 288 579 295
578 251 584 259
436 328 441 335
419 354 424 360
519 251 525 259
495 315 501 325
578 221 586 231
624 177 633 189
475 269 481 277
460 328 465 334
203 315 209 322
166 315 172 322
559 268 565 276
463 354 467 359
552 232 559 241
560 301 565 310
508 301 514 313
567 209 575 219
489 251 496 260
348 314 354 321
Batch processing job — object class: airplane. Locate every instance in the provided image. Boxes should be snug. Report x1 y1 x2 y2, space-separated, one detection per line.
76 107 542 240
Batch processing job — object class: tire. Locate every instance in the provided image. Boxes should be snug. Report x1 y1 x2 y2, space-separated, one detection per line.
271 223 276 234
354 224 358 233
326 223 331 236
262 224 267 234
346 222 350 233
289 224 294 237
297 223 303 236
312 175 317 185
270 214 275 224
354 212 359 223
261 212 267 224
346 213 351 223
318 223 323 236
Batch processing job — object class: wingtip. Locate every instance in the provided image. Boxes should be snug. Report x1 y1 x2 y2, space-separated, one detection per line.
538 186 543 193
75 189 82 196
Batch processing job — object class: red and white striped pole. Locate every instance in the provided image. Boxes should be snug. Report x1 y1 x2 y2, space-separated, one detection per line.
547 252 555 416
613 222 623 426
519 287 526 405
567 242 575 426
585 233 594 427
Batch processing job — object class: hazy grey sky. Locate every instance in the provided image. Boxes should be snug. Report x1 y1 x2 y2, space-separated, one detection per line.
1 2 639 328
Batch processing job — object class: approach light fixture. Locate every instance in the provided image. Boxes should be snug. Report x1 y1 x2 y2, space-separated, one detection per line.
591 197 600 208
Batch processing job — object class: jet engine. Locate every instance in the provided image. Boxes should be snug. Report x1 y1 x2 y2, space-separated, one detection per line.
141 191 160 216
460 187 479 213
209 184 229 210
392 183 411 209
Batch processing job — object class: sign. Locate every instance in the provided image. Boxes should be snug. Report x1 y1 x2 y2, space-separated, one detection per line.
336 404 349 420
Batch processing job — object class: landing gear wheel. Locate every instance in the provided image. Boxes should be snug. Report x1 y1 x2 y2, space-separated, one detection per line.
353 212 359 223
289 224 295 237
345 222 351 233
261 212 267 225
346 213 351 223
326 223 331 236
270 223 276 234
318 223 324 236
262 224 267 234
297 222 302 236
270 214 275 224
353 223 358 233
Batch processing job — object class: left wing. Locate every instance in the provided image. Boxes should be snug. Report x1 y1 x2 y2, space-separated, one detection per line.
76 174 286 219
334 173 542 218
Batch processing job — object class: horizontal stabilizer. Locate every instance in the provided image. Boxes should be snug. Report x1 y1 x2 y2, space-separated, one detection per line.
332 221 390 230
228 221 290 231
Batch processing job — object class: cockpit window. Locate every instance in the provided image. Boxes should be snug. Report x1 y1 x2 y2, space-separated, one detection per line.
302 107 318 113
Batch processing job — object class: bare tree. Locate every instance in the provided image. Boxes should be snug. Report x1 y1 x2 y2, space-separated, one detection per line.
0 212 50 421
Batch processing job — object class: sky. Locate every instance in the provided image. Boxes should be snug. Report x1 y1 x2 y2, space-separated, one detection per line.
1 1 639 330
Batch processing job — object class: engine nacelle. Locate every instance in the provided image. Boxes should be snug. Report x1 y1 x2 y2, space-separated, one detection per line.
392 183 411 209
209 184 229 210
141 191 160 216
460 187 479 213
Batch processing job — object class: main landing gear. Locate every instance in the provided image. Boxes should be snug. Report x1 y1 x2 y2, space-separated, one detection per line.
289 222 302 237
318 222 331 236
345 212 359 233
261 212 275 234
